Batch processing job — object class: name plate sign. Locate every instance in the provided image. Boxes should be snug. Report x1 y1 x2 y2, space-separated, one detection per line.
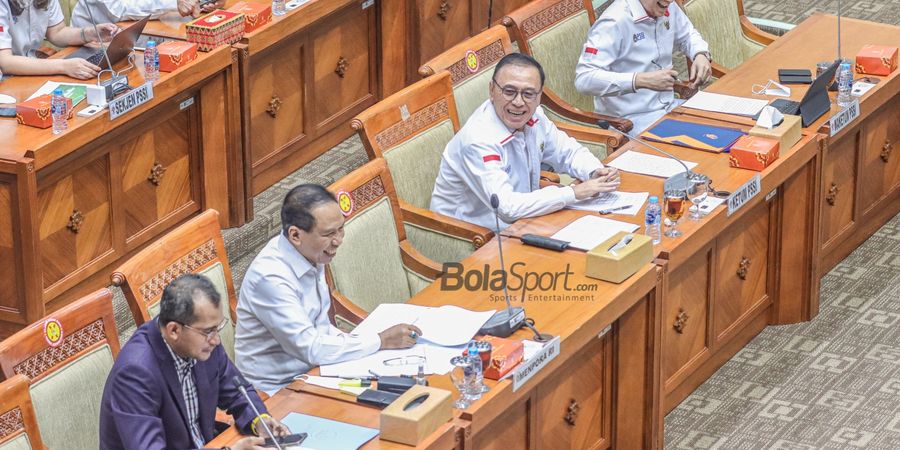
727 174 761 216
512 336 559 392
109 82 153 120
829 99 860 137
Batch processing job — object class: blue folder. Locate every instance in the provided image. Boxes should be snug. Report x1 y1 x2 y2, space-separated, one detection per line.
641 119 745 153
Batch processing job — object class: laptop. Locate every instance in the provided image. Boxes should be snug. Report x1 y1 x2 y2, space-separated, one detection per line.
766 60 840 127
66 16 151 70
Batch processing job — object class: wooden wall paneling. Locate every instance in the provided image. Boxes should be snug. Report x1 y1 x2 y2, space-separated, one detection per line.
378 0 407 95
712 201 771 346
410 0 474 82
772 148 821 324
223 47 250 226
471 0 532 32
470 395 531 449
860 101 900 215
199 70 235 231
818 131 859 266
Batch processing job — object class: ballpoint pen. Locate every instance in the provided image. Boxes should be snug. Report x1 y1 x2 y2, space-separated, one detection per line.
599 205 631 215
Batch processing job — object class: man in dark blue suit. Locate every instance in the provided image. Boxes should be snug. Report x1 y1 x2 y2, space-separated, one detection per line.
100 274 289 450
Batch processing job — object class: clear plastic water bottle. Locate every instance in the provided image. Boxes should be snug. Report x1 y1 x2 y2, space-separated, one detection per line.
144 40 159 83
645 196 662 244
51 88 67 135
272 0 286 16
465 341 483 401
837 62 853 107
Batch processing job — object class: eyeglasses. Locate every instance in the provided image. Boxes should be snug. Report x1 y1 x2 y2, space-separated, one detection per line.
180 318 229 341
383 355 426 366
492 78 541 103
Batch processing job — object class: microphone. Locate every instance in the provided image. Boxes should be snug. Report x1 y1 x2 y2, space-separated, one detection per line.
83 0 114 71
83 1 128 101
597 120 708 194
478 194 526 338
232 376 283 450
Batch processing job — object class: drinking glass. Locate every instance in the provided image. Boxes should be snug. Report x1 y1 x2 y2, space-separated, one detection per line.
449 356 472 409
664 189 688 237
688 178 709 220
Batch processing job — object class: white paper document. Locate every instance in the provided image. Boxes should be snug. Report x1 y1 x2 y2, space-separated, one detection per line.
682 91 770 117
550 215 640 251
608 151 698 179
567 191 649 216
351 304 494 347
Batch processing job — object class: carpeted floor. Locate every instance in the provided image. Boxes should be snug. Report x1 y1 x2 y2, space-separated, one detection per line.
104 2 900 446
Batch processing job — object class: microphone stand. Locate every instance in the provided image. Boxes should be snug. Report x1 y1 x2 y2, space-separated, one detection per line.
597 120 709 194
232 376 283 450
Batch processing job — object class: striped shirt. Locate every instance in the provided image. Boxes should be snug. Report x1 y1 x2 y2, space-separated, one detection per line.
164 340 204 448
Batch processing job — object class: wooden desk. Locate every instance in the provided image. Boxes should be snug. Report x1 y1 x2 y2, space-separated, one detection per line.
683 14 900 278
210 238 663 449
504 112 823 413
0 45 242 337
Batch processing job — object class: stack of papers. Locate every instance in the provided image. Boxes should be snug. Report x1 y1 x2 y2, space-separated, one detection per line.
567 191 649 216
550 216 640 251
682 91 769 117
608 151 698 179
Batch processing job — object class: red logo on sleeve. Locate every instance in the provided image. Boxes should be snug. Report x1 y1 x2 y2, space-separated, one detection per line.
584 47 598 55
483 154 501 163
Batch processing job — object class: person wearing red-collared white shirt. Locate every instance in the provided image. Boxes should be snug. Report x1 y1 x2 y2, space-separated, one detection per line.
430 53 620 231
575 0 711 135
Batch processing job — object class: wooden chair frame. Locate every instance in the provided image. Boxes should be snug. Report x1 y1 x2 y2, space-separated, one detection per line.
110 209 238 326
677 0 777 78
325 158 443 325
351 71 495 251
0 288 120 383
0 374 46 450
420 23 631 144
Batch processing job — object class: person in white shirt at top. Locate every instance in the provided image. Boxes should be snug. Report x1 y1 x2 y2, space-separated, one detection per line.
430 52 621 231
235 184 422 393
71 0 224 29
575 0 712 135
0 0 118 79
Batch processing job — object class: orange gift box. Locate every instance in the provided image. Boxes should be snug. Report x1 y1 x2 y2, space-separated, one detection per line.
157 41 198 72
186 10 245 51
227 1 272 34
466 336 524 380
855 45 898 76
729 135 780 171
16 95 73 129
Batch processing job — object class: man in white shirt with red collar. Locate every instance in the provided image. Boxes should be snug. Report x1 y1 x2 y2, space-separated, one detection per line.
575 0 711 134
430 53 621 230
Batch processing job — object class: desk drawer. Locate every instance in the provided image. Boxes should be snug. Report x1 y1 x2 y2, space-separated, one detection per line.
860 101 900 214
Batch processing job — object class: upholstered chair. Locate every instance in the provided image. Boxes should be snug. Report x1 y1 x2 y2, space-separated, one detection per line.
110 209 239 362
0 375 46 450
678 0 776 77
0 289 120 450
351 72 494 264
325 158 443 328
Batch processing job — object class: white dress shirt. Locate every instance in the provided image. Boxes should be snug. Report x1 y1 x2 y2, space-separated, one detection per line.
235 234 381 392
71 0 177 27
430 100 603 230
574 0 709 134
0 0 64 57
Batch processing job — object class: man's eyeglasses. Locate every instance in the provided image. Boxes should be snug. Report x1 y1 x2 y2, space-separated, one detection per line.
492 78 541 103
180 318 229 341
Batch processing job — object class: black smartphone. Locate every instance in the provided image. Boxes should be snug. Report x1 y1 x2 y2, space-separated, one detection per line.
778 68 812 77
263 432 307 448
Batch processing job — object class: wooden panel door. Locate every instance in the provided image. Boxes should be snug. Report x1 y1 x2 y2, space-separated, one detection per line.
309 2 377 135
662 247 712 394
819 132 858 251
119 103 201 249
36 155 115 294
411 0 472 80
248 37 306 171
471 0 531 31
713 201 771 345
0 178 21 322
860 102 900 214
536 335 611 450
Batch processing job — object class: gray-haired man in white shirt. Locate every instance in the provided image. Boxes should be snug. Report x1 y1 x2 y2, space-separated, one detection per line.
235 184 421 392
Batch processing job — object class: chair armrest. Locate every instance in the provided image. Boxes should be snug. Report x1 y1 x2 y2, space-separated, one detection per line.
740 16 777 45
540 171 561 185
329 290 368 326
554 121 626 150
399 200 494 250
399 240 444 280
540 89 634 133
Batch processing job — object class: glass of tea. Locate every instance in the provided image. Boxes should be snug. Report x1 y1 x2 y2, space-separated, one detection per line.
664 189 688 237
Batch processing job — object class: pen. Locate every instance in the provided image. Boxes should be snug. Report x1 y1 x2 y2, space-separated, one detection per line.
599 205 630 215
